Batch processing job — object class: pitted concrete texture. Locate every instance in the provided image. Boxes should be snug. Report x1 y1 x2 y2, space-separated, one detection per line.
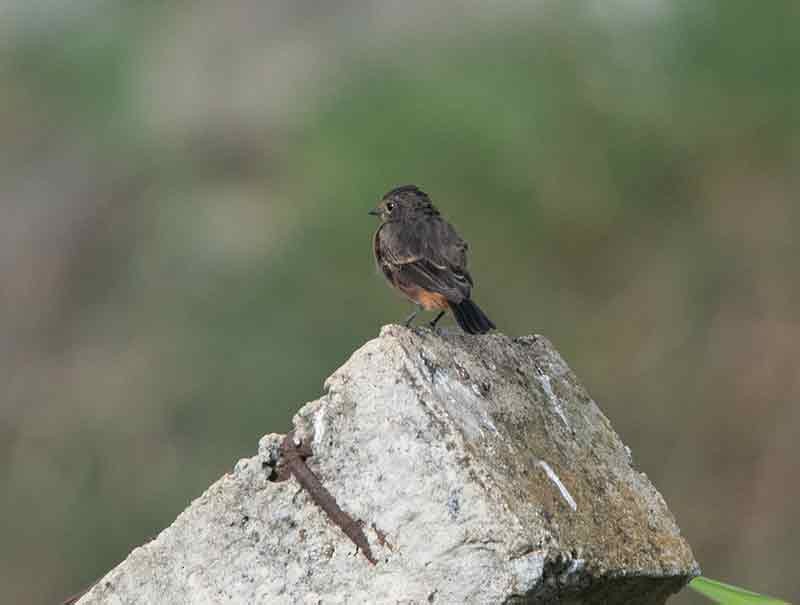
78 326 698 604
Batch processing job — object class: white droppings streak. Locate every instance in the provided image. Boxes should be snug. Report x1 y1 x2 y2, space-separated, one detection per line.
538 460 577 511
537 371 570 430
313 402 327 446
432 372 498 437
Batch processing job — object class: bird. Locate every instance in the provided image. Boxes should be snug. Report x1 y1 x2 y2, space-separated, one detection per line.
369 185 495 335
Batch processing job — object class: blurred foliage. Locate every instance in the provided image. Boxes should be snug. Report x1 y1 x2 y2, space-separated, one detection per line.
690 576 790 605
1 1 798 603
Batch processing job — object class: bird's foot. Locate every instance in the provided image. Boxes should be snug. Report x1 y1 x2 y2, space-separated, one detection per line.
428 311 446 333
403 309 419 327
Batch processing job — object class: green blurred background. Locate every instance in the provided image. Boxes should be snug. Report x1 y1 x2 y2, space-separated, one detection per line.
1 2 798 603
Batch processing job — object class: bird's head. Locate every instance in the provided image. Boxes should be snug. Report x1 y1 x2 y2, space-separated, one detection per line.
368 184 436 223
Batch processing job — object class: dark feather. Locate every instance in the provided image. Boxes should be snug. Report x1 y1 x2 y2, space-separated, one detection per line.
449 299 495 335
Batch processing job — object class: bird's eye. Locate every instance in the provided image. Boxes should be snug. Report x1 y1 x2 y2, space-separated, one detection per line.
386 202 395 212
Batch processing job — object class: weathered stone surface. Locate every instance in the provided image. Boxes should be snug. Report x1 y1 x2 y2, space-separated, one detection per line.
78 326 699 604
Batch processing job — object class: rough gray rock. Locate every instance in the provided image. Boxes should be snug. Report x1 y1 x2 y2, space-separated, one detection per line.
78 326 699 605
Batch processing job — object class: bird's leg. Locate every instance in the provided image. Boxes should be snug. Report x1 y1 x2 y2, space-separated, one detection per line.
429 310 446 330
403 307 420 327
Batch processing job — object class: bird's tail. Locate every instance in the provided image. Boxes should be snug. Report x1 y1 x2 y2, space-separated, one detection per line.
449 299 496 335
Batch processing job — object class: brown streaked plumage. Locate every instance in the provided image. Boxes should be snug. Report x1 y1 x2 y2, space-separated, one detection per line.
369 185 495 334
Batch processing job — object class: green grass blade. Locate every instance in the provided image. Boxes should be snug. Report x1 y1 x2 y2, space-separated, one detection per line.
688 576 791 604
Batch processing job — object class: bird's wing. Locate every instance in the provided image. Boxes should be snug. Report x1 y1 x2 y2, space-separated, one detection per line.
380 219 472 301
426 217 472 284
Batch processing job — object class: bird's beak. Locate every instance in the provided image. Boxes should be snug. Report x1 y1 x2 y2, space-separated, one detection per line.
368 207 381 216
